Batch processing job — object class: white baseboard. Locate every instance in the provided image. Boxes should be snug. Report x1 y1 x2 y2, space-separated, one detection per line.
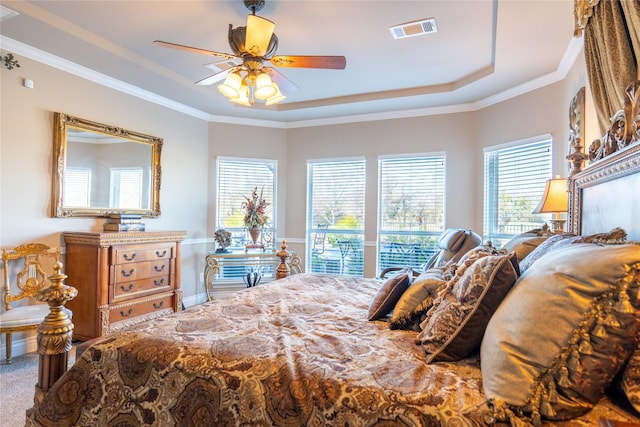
183 292 209 308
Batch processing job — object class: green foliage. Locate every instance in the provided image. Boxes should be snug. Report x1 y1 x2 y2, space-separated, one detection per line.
498 193 539 225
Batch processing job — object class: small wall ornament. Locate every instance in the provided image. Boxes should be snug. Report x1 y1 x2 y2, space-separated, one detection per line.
1 53 20 70
214 229 232 253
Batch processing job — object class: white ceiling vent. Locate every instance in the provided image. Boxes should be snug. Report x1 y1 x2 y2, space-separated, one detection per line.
389 18 437 40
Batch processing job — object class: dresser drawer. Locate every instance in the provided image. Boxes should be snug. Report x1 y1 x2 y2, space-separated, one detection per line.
112 244 175 265
114 259 171 282
109 294 173 324
62 230 185 340
111 275 171 302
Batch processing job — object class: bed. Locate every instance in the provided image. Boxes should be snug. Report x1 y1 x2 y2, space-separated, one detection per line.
26 84 640 426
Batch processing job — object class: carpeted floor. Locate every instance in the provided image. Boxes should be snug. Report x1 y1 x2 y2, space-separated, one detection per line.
0 348 76 427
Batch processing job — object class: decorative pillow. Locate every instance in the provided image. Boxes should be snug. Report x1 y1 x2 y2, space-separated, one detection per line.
518 233 579 273
389 268 446 331
576 226 627 244
519 228 628 273
620 344 640 414
501 228 550 262
417 252 519 363
481 243 640 426
367 270 411 321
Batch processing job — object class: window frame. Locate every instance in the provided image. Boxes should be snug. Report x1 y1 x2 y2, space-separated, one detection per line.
216 156 278 250
376 153 446 272
306 158 366 277
483 135 553 247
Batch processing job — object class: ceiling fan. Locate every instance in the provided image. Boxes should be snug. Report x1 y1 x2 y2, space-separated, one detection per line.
154 0 346 106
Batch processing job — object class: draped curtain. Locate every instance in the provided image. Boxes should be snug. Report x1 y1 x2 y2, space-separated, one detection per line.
575 0 640 134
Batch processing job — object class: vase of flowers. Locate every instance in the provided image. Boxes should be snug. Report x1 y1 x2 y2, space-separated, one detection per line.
242 187 270 246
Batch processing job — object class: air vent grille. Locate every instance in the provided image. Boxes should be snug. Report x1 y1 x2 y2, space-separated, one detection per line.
389 18 437 39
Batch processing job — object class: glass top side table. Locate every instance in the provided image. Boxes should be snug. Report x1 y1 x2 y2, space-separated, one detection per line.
204 241 301 301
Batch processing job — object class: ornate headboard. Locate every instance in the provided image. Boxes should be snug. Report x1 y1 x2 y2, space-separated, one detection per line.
568 80 640 240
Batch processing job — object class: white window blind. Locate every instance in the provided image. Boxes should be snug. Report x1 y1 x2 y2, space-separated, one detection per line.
110 167 143 209
484 138 552 247
63 167 91 208
216 158 277 249
307 160 366 277
377 155 445 271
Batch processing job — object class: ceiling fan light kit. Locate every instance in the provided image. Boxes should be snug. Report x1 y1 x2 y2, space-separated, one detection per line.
154 0 346 107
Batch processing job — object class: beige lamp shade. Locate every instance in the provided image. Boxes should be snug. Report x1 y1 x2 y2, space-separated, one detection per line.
532 177 568 214
533 177 568 234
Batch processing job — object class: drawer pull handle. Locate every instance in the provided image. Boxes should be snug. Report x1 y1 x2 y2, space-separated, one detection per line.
154 278 165 286
154 264 166 272
156 250 167 258
121 268 135 277
120 308 134 318
120 283 134 292
153 301 164 309
124 253 137 261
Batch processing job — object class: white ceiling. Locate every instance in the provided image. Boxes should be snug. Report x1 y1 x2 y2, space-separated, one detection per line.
0 0 579 127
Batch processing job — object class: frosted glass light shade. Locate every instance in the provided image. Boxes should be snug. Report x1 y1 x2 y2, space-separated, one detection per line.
217 73 242 99
254 73 277 100
265 83 286 105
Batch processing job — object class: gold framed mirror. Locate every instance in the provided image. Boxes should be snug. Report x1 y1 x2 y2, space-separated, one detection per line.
52 112 162 218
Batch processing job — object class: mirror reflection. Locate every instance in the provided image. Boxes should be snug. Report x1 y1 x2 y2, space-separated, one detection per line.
52 113 162 217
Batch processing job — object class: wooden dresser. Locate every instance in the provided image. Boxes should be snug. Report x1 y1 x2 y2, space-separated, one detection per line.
63 231 186 340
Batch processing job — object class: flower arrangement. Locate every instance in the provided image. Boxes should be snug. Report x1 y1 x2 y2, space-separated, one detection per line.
242 187 270 229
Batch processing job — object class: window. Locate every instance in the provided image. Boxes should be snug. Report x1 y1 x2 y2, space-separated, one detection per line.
216 158 277 249
377 155 446 272
63 167 91 207
110 167 144 209
484 137 552 247
307 159 366 276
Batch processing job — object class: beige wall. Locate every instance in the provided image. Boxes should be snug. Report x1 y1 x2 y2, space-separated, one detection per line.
1 49 588 356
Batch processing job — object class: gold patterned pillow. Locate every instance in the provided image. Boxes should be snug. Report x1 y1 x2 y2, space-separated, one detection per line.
417 252 519 363
481 243 640 426
389 268 446 331
501 228 550 261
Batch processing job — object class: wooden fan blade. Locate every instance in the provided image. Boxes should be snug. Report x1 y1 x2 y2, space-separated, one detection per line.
245 15 275 57
263 67 298 93
195 69 232 86
270 55 346 70
153 40 238 60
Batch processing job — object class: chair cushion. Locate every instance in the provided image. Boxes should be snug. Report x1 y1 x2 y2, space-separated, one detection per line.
0 304 49 328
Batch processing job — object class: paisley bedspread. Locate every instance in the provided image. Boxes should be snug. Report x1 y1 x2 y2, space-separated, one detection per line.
26 274 639 426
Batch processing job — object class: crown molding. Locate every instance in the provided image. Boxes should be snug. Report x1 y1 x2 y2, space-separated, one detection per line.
1 35 583 129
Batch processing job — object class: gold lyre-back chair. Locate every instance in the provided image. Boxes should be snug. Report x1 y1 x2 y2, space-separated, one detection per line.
1 243 60 364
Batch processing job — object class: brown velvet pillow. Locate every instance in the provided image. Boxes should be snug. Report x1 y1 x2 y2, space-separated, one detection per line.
417 252 519 363
367 270 411 321
481 243 640 425
620 344 640 414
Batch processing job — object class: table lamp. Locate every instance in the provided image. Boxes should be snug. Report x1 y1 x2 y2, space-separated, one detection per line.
532 176 568 234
